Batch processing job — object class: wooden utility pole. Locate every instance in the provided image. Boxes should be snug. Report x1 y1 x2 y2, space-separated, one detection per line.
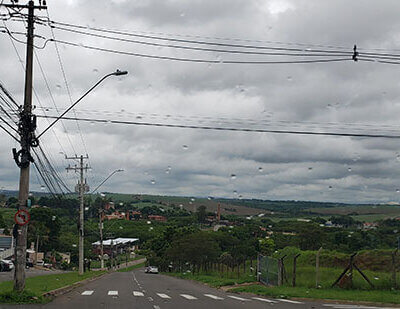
66 155 90 275
0 0 46 292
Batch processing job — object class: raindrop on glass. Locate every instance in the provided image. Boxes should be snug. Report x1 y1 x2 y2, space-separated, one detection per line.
258 167 263 172
182 145 189 150
230 174 237 180
308 167 313 171
396 154 400 162
56 84 61 89
233 190 238 195
348 167 352 172
287 76 293 82
93 68 99 73
150 179 156 185
328 185 333 190
396 189 400 193
40 185 45 191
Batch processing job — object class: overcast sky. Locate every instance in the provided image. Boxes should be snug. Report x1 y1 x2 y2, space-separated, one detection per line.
2 0 400 203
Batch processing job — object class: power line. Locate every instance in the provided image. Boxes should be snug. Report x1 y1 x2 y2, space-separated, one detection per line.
36 115 400 139
51 25 352 58
49 39 353 65
49 20 354 55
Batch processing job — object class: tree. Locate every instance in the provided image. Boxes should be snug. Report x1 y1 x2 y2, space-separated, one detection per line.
196 205 207 223
259 238 275 256
0 213 5 228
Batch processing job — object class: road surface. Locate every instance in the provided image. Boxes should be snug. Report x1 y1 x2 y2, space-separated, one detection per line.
0 268 396 309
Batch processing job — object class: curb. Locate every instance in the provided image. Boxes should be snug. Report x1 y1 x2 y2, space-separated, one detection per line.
42 258 147 299
42 271 109 298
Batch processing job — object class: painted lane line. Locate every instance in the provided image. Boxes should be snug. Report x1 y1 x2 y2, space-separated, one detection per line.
81 290 94 296
204 294 224 300
228 295 251 301
252 297 277 303
108 291 118 296
180 294 198 300
133 291 144 297
277 299 303 304
157 293 171 299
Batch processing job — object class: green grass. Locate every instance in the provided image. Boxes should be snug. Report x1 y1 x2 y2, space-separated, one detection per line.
0 270 106 304
167 264 257 288
117 262 145 272
229 285 400 304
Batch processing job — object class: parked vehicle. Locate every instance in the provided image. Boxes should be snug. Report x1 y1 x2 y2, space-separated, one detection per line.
145 266 159 274
0 259 14 272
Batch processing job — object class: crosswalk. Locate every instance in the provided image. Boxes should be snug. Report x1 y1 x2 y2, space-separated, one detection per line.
80 289 305 304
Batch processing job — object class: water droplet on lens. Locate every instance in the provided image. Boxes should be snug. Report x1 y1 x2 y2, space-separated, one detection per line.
93 68 98 73
56 84 61 89
328 185 333 190
136 116 142 120
287 76 292 82
233 190 238 195
396 189 400 193
182 145 188 150
348 167 352 172
258 167 263 172
150 179 156 185
308 167 313 171
230 174 237 180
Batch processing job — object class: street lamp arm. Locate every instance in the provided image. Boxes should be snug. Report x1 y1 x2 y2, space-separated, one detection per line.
91 169 123 194
37 70 128 139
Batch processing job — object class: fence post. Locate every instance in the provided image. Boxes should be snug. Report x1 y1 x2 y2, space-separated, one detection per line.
392 249 398 290
316 247 322 288
278 258 282 286
292 254 301 287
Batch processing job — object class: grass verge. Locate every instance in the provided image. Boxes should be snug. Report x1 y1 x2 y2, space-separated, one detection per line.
0 270 106 304
117 262 145 272
229 285 400 304
167 271 256 288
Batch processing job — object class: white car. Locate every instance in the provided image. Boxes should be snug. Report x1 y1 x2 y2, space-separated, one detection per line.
145 266 159 274
0 260 14 271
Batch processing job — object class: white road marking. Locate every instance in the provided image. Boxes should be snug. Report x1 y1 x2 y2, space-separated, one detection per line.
108 291 118 296
133 291 144 297
148 297 154 302
228 295 251 301
277 299 303 304
252 297 277 303
157 293 171 299
81 290 94 296
204 294 224 300
180 294 198 300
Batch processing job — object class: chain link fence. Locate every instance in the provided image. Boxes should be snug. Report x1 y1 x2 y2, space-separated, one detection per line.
257 254 279 286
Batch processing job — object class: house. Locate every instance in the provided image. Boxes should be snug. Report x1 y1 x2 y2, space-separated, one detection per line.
363 222 378 230
148 215 167 222
104 202 115 210
92 238 139 256
103 211 125 220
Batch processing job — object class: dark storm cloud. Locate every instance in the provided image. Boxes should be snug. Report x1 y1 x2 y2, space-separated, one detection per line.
1 0 400 202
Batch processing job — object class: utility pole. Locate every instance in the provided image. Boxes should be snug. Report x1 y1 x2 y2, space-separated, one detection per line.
66 155 90 275
0 0 46 292
99 209 104 269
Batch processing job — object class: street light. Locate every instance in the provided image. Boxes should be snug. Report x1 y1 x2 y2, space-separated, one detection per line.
91 169 124 194
91 169 124 269
37 70 128 139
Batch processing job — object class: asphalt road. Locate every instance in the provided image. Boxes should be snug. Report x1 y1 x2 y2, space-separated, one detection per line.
0 268 396 309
